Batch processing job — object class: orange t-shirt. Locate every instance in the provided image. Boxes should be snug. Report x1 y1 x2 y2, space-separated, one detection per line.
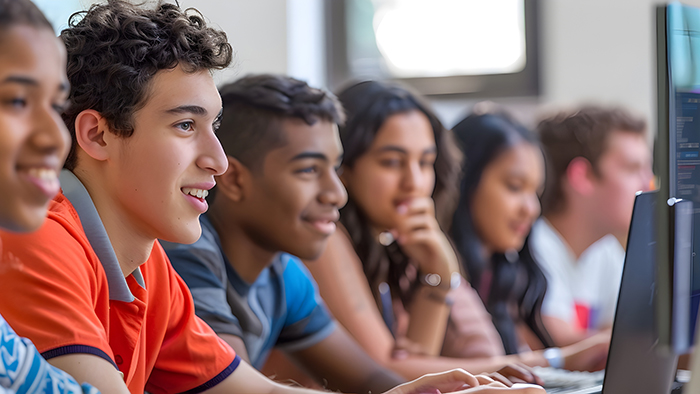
0 192 238 394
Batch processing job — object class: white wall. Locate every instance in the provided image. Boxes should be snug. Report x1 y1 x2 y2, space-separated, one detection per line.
179 0 288 86
37 0 700 131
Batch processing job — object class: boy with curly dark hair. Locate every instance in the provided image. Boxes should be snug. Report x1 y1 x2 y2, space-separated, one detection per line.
0 1 533 394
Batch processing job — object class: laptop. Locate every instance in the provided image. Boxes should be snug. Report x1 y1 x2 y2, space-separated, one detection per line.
540 191 683 394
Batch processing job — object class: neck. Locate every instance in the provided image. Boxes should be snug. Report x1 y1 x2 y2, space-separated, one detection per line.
208 203 276 284
73 168 154 277
545 209 605 259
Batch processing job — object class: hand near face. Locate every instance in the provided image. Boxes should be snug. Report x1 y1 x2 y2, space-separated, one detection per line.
391 197 460 279
383 368 545 394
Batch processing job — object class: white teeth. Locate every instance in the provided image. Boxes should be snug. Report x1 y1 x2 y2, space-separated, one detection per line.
27 168 57 181
182 188 208 199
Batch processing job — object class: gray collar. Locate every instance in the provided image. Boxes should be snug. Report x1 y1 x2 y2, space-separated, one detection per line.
59 170 145 302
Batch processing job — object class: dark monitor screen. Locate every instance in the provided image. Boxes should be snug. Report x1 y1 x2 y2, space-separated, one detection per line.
656 1 700 354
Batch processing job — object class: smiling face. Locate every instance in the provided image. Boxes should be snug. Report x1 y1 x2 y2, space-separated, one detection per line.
470 141 544 254
235 118 347 260
341 110 437 231
0 25 70 232
97 66 227 244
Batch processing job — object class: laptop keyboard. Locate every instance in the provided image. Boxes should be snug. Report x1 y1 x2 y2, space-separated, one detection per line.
532 367 605 394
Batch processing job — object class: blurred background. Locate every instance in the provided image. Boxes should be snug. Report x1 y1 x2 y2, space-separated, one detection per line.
32 0 700 130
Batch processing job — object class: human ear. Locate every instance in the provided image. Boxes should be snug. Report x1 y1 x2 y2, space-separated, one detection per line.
74 109 109 161
566 156 595 196
215 156 250 202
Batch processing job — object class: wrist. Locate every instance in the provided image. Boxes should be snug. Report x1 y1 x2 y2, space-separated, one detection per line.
416 285 455 306
543 347 564 369
418 271 461 292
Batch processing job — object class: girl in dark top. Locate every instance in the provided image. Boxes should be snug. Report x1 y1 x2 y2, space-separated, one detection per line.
449 111 551 354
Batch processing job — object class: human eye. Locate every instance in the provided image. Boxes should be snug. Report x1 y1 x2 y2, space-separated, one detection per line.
420 159 435 168
505 179 524 192
379 158 402 168
52 101 68 114
296 165 319 175
4 97 27 109
175 121 194 132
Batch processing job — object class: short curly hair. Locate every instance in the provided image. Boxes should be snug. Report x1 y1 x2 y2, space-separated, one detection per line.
61 0 233 170
218 74 345 172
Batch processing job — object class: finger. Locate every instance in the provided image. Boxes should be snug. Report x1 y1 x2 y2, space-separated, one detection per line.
400 197 435 216
390 369 479 394
475 374 496 385
485 372 513 387
393 212 438 239
497 364 538 384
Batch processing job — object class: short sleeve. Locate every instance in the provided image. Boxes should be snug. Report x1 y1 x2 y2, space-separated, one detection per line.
276 255 335 351
0 315 100 394
145 245 238 394
529 232 575 324
0 217 114 366
598 237 625 328
164 241 243 338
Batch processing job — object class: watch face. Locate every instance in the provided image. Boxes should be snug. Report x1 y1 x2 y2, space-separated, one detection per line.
449 272 462 289
424 273 442 286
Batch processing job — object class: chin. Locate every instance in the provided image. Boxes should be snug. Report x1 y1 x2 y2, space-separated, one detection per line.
0 209 45 233
161 224 203 245
289 243 326 262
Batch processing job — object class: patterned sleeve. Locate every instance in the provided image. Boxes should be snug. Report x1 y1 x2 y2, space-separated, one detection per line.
0 315 100 394
162 238 244 338
276 255 336 351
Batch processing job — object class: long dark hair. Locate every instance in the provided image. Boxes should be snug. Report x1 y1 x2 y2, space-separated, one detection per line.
450 112 553 354
337 80 462 310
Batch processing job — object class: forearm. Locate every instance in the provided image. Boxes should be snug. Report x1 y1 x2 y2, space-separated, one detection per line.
405 286 452 355
384 352 548 381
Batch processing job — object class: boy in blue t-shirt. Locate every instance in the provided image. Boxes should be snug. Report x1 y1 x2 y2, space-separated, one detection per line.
162 74 407 394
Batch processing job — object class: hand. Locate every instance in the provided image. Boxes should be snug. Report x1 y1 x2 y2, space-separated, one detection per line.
491 364 544 386
382 369 546 394
562 331 610 371
391 198 459 278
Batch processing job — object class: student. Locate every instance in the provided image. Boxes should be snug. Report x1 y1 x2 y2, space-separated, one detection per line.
304 82 608 382
161 73 409 393
162 74 543 393
532 106 652 346
0 1 542 394
450 111 551 355
0 1 97 392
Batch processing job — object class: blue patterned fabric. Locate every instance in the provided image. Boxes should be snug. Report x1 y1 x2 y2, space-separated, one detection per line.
0 315 99 394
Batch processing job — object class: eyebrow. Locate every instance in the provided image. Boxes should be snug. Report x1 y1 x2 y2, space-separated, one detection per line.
289 152 329 162
165 105 209 116
375 145 437 155
1 75 69 92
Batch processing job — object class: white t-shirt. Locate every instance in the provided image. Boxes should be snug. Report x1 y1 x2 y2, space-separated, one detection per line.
529 218 625 331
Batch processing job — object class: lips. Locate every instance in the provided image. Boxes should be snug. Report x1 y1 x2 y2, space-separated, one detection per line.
17 166 61 200
303 211 340 236
181 182 215 213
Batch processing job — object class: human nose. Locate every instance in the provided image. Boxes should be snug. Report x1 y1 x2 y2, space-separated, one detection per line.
32 105 70 160
522 192 541 220
319 168 348 208
196 130 228 175
401 161 426 192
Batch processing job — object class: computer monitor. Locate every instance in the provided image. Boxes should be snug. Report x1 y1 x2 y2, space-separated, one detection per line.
655 1 699 355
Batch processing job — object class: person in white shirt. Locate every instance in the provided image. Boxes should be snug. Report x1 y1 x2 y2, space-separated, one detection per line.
532 106 653 346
